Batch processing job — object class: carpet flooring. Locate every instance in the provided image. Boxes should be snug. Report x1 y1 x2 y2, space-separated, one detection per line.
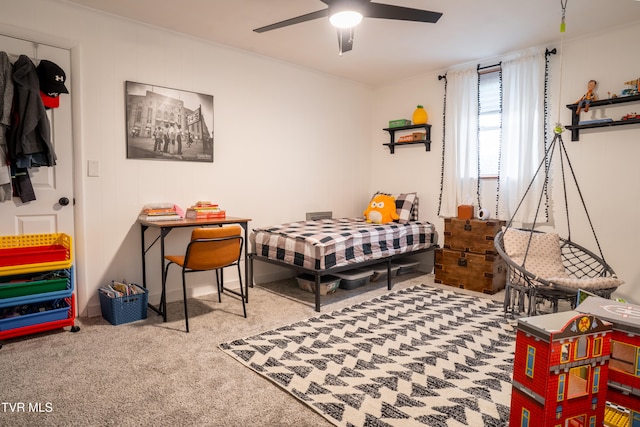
220 285 517 427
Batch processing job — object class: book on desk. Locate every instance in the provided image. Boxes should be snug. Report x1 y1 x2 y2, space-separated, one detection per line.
185 201 226 219
138 203 183 222
138 201 228 222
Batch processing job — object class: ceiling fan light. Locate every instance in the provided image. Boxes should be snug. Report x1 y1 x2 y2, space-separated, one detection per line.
329 11 363 29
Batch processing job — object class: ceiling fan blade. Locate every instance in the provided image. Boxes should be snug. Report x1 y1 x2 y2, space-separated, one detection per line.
364 3 442 23
253 9 329 33
337 28 354 54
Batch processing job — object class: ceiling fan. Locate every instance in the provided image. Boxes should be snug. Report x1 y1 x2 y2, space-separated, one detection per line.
253 0 443 54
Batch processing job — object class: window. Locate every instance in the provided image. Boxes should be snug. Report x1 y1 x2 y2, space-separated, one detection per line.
592 367 600 393
593 337 603 357
575 337 588 360
610 341 639 376
526 345 535 378
439 49 547 221
478 67 501 178
561 343 571 362
557 374 566 401
135 105 142 122
522 408 530 427
567 365 590 399
566 415 586 427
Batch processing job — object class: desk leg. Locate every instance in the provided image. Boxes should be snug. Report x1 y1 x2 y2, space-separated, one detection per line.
240 222 249 303
159 227 171 322
142 224 162 317
140 225 148 290
245 223 249 303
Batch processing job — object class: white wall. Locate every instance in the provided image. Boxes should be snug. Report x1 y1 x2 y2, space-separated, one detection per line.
1 0 374 316
2 1 638 315
371 22 640 303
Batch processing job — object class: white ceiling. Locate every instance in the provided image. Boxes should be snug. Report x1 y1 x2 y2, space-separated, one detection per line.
59 0 640 86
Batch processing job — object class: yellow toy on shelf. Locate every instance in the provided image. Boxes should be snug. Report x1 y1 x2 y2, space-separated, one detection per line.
412 105 428 124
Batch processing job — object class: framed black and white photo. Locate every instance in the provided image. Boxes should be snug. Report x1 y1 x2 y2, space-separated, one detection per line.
125 81 214 162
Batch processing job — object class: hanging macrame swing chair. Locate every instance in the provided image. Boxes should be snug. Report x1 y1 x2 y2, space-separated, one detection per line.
494 130 624 317
494 0 622 317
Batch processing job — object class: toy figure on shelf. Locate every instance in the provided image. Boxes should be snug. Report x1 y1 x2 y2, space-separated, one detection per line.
575 79 598 114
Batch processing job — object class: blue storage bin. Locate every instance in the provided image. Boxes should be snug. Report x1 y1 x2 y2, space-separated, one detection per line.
0 298 71 331
99 287 148 326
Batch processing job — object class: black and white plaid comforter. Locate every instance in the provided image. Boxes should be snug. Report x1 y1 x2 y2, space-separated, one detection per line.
252 217 435 271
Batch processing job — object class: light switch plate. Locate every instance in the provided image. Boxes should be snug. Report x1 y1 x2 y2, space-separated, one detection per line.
88 160 100 177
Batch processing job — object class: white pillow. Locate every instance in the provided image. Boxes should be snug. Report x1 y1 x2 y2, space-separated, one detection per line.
503 228 624 291
502 228 567 279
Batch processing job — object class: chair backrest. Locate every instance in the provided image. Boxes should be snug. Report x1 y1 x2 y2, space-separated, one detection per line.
496 228 621 288
184 225 243 271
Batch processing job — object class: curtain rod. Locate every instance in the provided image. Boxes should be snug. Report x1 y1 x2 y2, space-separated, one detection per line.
477 62 501 72
439 47 556 81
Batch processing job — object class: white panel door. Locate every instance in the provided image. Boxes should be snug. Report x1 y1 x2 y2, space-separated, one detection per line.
0 35 74 237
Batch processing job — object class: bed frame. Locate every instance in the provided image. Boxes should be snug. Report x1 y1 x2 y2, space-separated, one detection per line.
248 236 437 312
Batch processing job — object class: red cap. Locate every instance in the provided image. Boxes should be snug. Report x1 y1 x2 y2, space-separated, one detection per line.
40 91 60 109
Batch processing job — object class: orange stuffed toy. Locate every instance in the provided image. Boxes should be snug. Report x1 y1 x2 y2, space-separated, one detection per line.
363 194 399 224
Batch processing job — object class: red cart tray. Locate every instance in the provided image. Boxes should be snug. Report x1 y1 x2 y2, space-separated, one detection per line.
0 233 72 276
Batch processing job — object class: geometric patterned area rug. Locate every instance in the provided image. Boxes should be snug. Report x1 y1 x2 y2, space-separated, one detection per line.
220 285 517 427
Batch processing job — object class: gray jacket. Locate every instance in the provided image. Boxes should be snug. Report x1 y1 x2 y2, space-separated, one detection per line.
0 51 13 200
9 55 56 167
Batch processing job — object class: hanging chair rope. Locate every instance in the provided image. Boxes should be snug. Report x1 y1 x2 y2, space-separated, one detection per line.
557 135 606 261
555 0 568 128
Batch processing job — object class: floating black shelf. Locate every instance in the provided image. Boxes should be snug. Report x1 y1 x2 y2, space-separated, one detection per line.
382 123 431 154
565 94 640 141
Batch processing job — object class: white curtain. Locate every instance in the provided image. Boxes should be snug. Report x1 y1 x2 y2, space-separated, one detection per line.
496 48 547 223
438 65 479 218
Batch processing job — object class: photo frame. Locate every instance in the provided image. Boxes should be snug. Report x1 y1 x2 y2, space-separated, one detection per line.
125 81 214 162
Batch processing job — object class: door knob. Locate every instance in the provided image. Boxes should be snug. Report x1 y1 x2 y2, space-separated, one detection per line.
58 197 70 206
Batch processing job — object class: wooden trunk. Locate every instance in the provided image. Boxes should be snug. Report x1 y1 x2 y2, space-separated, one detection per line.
443 218 505 255
434 248 506 294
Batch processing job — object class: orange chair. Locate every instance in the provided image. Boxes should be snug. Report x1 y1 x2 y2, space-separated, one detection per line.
162 225 246 332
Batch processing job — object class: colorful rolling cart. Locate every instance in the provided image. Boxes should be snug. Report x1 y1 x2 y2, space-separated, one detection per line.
0 233 79 348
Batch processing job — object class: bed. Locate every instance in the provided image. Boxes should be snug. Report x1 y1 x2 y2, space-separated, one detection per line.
248 192 438 311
